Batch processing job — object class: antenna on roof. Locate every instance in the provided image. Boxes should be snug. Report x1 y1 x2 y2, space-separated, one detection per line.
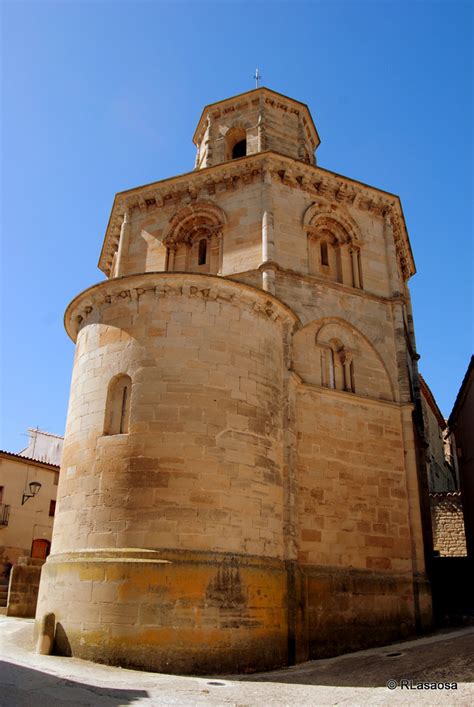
254 68 261 88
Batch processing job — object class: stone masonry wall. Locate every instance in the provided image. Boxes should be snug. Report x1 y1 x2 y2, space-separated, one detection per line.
430 493 467 557
56 274 294 559
125 182 263 279
36 273 297 673
7 557 44 618
296 386 412 572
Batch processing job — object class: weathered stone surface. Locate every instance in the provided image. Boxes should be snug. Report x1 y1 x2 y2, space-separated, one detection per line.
36 87 431 673
7 557 44 618
430 493 467 557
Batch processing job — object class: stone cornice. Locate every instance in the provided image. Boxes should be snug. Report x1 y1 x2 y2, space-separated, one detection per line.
64 272 300 343
99 152 415 282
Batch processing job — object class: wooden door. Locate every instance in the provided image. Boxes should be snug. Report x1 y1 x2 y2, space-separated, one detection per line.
31 538 51 560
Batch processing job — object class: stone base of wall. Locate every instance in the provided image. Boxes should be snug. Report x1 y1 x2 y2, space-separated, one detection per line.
303 565 432 660
7 557 45 618
36 549 288 674
36 549 432 674
430 492 467 557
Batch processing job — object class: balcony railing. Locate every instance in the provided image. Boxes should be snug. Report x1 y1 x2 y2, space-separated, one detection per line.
0 504 10 526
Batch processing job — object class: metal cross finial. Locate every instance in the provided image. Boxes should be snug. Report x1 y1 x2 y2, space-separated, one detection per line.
254 68 261 88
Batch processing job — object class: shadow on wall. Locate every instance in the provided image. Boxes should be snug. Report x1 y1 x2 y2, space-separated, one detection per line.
0 660 149 705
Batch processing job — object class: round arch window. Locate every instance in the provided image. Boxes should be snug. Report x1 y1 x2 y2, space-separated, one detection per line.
232 139 247 159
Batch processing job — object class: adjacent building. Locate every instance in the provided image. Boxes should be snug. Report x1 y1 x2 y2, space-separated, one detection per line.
418 375 467 558
0 429 62 615
0 429 62 568
448 356 474 557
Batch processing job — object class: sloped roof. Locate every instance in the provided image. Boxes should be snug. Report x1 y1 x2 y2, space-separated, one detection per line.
0 449 60 471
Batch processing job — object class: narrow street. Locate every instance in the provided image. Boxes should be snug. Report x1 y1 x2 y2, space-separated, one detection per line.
0 616 473 705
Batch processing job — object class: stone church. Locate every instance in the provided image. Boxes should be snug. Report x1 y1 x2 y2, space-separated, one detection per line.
36 87 432 673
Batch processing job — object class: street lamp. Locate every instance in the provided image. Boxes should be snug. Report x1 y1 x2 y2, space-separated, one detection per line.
22 481 42 505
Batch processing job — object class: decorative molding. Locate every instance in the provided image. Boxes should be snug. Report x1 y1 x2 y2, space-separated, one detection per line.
64 272 300 342
162 200 227 247
303 201 363 244
312 316 396 401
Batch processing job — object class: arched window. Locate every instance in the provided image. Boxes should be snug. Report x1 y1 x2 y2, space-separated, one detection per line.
164 202 227 275
303 206 363 290
198 238 207 265
225 126 247 161
308 234 341 283
232 139 246 159
104 374 132 435
320 343 355 394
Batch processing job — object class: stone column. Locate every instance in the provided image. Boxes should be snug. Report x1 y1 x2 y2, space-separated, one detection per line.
391 301 411 403
209 232 221 274
383 212 401 297
216 230 224 274
320 347 327 387
340 243 352 286
261 170 276 294
350 248 361 289
166 245 175 272
257 113 264 153
257 94 266 152
110 252 118 278
116 210 130 277
262 209 276 294
328 349 335 389
202 116 212 169
341 352 354 392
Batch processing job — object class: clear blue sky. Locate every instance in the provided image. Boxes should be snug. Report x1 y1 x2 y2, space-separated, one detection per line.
1 0 472 451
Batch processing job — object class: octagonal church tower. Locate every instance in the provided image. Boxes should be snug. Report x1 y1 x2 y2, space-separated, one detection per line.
36 88 432 673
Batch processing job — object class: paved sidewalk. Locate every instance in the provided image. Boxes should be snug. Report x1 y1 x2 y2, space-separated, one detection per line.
0 616 473 705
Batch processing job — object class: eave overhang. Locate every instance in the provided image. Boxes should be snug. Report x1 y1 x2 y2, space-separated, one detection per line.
0 449 60 471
